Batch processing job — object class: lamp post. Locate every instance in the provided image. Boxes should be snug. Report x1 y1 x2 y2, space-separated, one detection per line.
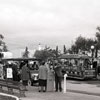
91 45 95 64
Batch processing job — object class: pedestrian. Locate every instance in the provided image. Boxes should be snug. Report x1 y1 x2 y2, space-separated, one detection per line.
47 63 55 92
0 61 3 79
12 63 19 81
32 62 38 70
54 62 63 92
21 61 30 91
38 61 48 92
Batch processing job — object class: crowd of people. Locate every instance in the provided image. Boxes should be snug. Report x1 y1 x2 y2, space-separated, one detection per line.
1 58 100 93
22 60 63 92
0 60 64 92
38 60 63 92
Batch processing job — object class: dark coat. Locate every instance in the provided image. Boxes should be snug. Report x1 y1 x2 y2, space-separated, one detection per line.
54 64 62 77
39 65 48 80
21 65 30 81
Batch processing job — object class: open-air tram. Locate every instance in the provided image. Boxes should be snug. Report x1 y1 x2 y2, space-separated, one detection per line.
60 54 96 79
1 58 41 86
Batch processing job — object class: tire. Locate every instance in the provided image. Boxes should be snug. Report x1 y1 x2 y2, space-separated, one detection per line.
28 80 32 86
31 81 34 86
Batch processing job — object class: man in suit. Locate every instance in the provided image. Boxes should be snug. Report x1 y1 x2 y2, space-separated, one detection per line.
54 63 62 92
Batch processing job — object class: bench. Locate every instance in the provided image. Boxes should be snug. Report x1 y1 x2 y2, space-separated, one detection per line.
0 79 25 97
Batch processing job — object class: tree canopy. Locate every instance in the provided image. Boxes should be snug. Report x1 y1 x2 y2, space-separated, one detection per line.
66 27 100 57
34 46 61 61
68 35 95 54
0 34 8 52
22 47 29 58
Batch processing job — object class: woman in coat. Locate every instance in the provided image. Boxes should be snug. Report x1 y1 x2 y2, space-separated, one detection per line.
38 61 48 92
21 61 30 91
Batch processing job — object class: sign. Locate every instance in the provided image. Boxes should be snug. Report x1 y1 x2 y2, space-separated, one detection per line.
7 68 13 78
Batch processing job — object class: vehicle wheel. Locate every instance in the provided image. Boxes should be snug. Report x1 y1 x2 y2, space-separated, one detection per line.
28 80 32 86
97 74 100 80
31 81 34 86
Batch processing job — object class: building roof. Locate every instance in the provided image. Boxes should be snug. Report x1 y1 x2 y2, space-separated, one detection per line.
60 54 90 59
1 58 41 61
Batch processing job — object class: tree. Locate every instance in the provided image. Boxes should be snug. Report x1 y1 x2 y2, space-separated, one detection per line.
2 43 8 52
75 36 87 52
0 34 8 52
55 46 59 58
66 27 100 57
34 46 61 61
95 27 100 57
63 45 66 54
22 47 29 58
85 38 95 51
69 35 95 54
68 36 85 54
34 50 51 61
71 44 78 54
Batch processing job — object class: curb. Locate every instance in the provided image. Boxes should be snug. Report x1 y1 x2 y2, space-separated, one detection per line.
67 89 100 96
0 92 20 100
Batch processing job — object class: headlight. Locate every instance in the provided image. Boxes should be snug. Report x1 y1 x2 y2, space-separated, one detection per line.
31 73 38 78
33 74 38 76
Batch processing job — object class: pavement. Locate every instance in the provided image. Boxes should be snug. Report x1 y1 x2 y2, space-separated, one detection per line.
66 80 100 96
19 80 100 100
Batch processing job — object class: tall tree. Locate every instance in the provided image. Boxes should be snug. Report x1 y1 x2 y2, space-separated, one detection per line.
34 46 61 61
55 46 58 58
85 38 95 52
71 44 78 54
75 35 87 52
0 34 8 52
2 43 8 52
69 35 95 54
22 47 29 58
95 27 100 57
63 45 66 54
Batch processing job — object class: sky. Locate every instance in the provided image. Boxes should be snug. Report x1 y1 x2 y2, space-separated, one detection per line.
0 0 100 55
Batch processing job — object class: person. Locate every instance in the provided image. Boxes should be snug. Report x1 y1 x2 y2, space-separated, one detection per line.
93 59 98 77
21 61 30 91
38 61 48 92
32 62 38 70
54 62 62 92
12 63 19 81
47 63 55 92
0 61 3 79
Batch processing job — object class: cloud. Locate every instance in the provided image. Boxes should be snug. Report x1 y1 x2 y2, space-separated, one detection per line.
0 0 100 52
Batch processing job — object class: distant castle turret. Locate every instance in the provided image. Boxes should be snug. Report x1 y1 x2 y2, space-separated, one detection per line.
38 43 42 50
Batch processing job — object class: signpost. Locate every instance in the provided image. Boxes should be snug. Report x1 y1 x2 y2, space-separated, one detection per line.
7 68 13 79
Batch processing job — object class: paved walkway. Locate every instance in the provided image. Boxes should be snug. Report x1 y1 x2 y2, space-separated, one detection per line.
66 80 100 96
20 80 100 100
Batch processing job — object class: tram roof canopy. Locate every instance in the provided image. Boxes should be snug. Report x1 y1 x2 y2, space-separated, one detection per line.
60 54 90 59
1 58 41 61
